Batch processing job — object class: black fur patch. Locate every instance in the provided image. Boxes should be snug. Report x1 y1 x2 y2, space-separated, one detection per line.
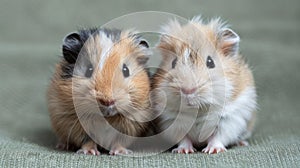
62 28 99 64
101 28 121 42
61 62 74 79
60 28 149 79
61 28 99 79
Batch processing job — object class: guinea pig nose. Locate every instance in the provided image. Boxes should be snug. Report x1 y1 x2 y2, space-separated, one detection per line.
181 88 197 95
97 99 115 107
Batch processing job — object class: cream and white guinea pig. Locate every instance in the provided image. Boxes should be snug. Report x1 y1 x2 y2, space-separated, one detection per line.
152 17 257 154
47 28 153 155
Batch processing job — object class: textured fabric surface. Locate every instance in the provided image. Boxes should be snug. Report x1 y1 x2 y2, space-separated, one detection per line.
0 0 300 167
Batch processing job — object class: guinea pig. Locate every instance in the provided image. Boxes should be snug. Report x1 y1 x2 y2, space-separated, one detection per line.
47 28 152 155
152 16 257 154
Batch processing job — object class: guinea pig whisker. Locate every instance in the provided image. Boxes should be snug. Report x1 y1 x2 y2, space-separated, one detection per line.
197 82 207 90
158 84 180 92
156 86 181 96
155 72 179 84
117 106 137 120
153 72 168 78
119 104 151 122
128 103 148 114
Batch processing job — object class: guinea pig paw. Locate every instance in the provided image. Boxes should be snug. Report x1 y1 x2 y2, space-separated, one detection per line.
55 142 67 150
76 148 100 155
236 140 249 146
109 147 133 155
202 144 227 154
172 146 196 154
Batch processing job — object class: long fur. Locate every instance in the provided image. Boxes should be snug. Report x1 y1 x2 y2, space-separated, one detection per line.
47 28 152 154
153 16 257 153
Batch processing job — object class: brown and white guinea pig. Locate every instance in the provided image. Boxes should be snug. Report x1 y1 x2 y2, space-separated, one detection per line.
47 28 153 155
152 16 257 154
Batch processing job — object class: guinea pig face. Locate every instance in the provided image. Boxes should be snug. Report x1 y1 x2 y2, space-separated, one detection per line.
92 39 150 118
62 29 150 118
156 19 240 108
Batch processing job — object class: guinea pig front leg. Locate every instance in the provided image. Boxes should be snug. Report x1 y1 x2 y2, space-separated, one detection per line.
201 115 248 154
172 137 196 154
109 143 133 155
76 140 100 155
201 136 227 154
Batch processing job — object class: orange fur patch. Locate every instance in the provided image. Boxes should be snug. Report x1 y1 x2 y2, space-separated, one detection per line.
47 30 152 151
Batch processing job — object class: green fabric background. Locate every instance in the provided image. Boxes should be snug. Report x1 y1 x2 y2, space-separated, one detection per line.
0 0 299 167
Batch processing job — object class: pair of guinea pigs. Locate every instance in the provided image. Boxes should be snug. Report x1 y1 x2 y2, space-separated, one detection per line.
47 16 257 155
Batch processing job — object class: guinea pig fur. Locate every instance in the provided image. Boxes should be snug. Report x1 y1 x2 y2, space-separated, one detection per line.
47 28 153 155
152 16 257 154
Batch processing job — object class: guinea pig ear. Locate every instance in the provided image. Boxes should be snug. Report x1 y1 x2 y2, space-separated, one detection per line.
136 39 150 65
217 28 240 56
138 39 149 48
62 32 82 64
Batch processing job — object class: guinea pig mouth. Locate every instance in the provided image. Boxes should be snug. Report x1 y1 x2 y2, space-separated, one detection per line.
183 97 211 110
98 106 118 117
183 96 201 107
186 100 198 107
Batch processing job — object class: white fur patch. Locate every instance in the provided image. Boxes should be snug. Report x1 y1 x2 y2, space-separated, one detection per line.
158 78 257 147
196 86 257 146
190 15 203 24
160 19 181 35
183 48 190 63
98 31 113 71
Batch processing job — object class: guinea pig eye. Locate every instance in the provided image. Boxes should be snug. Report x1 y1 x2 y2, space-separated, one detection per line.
206 56 215 69
172 58 177 69
85 64 93 77
122 64 130 78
